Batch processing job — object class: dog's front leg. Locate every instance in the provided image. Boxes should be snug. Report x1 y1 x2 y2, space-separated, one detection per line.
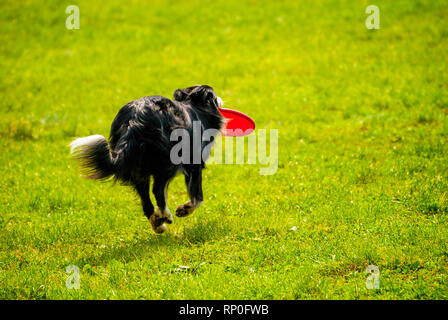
176 165 203 217
134 180 154 220
150 174 174 233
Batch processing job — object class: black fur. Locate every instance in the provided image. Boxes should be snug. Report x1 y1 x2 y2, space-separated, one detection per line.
71 85 225 232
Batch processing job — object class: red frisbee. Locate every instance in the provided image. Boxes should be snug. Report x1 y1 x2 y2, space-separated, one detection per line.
219 108 255 136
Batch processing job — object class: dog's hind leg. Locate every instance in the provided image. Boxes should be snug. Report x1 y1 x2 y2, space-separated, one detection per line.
134 179 154 219
176 165 203 218
151 174 174 233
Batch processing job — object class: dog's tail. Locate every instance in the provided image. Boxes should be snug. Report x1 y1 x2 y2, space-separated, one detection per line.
70 135 116 180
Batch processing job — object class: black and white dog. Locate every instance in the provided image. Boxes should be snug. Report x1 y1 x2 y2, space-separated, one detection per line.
70 85 225 233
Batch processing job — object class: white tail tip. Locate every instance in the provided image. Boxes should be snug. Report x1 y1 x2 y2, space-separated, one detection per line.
70 135 105 155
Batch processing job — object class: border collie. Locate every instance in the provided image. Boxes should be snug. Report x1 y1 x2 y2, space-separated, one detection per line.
70 85 225 233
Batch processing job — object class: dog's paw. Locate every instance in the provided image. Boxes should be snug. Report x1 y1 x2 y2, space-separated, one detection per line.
164 208 174 224
150 219 167 234
176 201 194 218
150 207 173 233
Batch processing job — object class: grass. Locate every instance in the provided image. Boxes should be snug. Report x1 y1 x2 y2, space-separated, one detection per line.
1 0 448 299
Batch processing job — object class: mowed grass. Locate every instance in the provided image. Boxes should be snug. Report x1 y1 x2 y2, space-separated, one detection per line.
1 0 448 299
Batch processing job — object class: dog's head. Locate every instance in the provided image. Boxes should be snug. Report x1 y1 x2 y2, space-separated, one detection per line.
173 85 226 131
173 85 224 110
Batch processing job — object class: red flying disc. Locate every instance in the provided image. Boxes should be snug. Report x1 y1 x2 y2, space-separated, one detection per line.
219 108 255 136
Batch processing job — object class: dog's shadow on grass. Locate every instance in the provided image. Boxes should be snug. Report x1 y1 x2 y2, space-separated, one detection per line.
77 219 230 267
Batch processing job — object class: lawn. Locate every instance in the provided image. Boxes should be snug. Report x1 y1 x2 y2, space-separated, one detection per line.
1 0 448 299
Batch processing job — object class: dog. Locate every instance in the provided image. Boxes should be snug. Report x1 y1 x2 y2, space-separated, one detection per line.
70 85 225 233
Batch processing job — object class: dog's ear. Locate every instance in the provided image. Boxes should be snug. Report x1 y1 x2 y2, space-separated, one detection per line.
190 86 216 107
173 89 188 101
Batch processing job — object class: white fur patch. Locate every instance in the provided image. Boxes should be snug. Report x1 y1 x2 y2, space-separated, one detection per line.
150 207 169 233
70 135 105 155
217 96 223 107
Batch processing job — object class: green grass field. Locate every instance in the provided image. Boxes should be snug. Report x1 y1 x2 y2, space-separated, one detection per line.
1 0 448 299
